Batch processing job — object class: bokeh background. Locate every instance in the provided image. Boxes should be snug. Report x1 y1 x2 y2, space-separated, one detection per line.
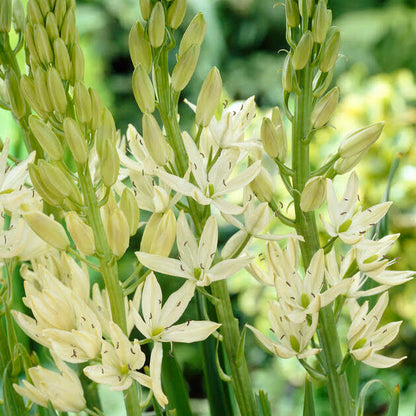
2 0 416 414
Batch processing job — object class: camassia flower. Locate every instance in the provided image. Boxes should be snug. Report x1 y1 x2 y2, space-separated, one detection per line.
14 351 86 412
247 301 320 359
347 292 405 368
321 172 392 245
155 132 261 215
136 212 251 286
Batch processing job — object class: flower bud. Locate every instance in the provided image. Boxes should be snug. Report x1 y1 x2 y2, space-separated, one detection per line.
249 166 274 203
107 209 129 257
282 54 293 92
299 0 313 18
139 0 152 20
89 87 102 131
338 122 384 159
71 43 85 84
6 70 26 119
12 0 25 33
271 106 284 128
29 115 64 160
47 67 67 114
29 163 61 205
37 160 73 201
99 139 119 187
167 0 187 29
54 0 66 28
21 75 47 118
285 0 300 28
63 117 88 164
334 152 365 175
65 211 95 256
34 68 53 113
120 188 140 236
292 30 313 71
36 0 50 17
178 12 206 57
45 12 59 41
24 211 70 250
0 0 12 32
27 0 43 25
261 117 286 160
319 28 340 73
196 67 222 127
148 2 165 48
25 24 41 65
53 38 71 80
300 176 326 212
313 67 333 98
311 86 339 129
34 25 53 65
61 8 76 46
129 21 152 73
171 44 200 92
95 108 116 157
132 64 155 113
74 82 92 124
140 210 176 257
142 113 170 166
312 0 330 43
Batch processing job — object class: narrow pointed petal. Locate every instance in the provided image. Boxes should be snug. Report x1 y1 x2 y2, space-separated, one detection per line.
136 252 189 279
142 273 163 327
162 321 220 343
198 215 218 269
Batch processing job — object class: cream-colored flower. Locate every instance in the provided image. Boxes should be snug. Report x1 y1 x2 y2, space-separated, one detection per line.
136 212 251 286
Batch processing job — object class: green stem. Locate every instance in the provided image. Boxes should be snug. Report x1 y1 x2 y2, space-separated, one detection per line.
291 61 354 416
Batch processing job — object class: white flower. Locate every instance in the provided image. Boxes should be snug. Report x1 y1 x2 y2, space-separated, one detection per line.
322 172 392 245
14 351 86 412
83 322 152 392
347 292 405 368
136 212 252 286
248 301 320 359
156 132 261 215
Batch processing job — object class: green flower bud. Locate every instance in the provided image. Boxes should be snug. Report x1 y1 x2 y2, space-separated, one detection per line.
24 24 41 65
148 2 165 48
61 8 76 46
0 0 12 32
142 113 170 166
140 210 176 256
338 122 384 159
139 0 152 20
99 139 119 187
24 211 70 250
167 0 187 29
47 67 67 114
89 87 102 131
129 21 152 73
34 68 53 113
71 43 85 83
37 160 72 200
120 187 140 236
95 107 116 157
312 0 329 44
334 152 364 175
53 38 71 80
292 30 313 70
300 176 326 212
261 117 286 160
178 12 206 57
54 0 66 28
34 24 53 65
27 0 43 25
249 166 274 203
171 44 200 92
282 54 293 92
45 12 59 40
319 28 340 73
6 70 26 119
285 0 300 28
132 64 155 113
196 67 222 127
299 0 313 18
313 67 334 98
28 163 61 205
29 115 64 160
63 117 88 164
36 0 51 17
74 82 92 124
311 86 339 129
12 0 25 33
65 211 95 256
20 75 47 118
271 106 284 128
107 209 129 257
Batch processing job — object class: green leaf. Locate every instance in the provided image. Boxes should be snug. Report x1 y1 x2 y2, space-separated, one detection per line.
303 378 315 416
256 390 272 416
387 385 400 416
2 364 27 416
